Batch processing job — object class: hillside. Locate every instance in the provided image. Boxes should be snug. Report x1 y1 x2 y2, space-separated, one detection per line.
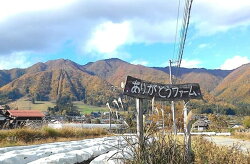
214 63 250 104
0 69 25 87
0 58 246 107
181 72 223 92
83 58 170 87
0 59 118 105
153 67 232 92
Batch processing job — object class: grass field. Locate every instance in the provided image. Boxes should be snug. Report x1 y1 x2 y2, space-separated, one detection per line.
73 101 109 114
7 99 108 114
8 98 55 111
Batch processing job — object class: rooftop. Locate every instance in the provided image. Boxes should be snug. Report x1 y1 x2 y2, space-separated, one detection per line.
7 110 45 118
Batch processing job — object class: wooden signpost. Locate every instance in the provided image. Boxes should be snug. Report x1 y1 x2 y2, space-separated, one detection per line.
123 76 202 160
123 76 202 101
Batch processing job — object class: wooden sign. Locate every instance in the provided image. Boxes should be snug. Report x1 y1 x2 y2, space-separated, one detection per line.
123 76 202 101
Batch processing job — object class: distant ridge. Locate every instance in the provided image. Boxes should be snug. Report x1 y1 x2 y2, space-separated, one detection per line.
153 67 232 78
153 67 232 92
0 58 248 106
82 58 170 87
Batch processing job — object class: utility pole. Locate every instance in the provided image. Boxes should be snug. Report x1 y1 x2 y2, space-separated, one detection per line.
169 60 177 135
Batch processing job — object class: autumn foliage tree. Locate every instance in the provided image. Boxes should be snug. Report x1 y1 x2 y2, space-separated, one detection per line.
47 96 80 116
243 116 250 128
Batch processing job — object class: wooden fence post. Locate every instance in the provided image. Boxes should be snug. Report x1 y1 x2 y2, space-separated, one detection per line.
183 101 192 162
136 98 144 148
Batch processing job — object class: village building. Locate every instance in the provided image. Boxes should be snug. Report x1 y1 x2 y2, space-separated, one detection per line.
3 110 45 128
192 119 209 131
0 105 4 110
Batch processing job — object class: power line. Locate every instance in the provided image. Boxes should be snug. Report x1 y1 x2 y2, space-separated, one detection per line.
172 0 181 61
177 0 193 67
173 0 193 84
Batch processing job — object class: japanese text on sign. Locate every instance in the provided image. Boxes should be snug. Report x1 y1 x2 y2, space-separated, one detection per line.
123 76 202 101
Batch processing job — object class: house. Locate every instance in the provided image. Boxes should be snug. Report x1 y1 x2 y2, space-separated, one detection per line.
6 110 45 119
192 119 209 131
231 124 244 129
5 110 45 128
0 113 7 128
0 105 5 110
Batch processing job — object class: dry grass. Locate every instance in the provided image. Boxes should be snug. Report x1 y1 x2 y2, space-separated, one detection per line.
232 132 250 141
0 127 109 147
122 122 250 164
125 135 250 164
193 136 250 164
125 134 188 164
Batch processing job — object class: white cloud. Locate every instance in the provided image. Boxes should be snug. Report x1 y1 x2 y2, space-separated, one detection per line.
0 0 250 60
192 0 250 35
0 0 74 22
0 0 185 56
85 21 133 54
198 43 209 49
220 56 250 70
131 19 177 43
0 52 32 69
181 59 201 68
131 60 149 66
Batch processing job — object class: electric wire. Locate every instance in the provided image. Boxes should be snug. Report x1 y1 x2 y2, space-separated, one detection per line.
172 0 181 61
173 0 193 84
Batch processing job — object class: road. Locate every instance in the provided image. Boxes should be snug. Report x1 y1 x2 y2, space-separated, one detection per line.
204 136 250 152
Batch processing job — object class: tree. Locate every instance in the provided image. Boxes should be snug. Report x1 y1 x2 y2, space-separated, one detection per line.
31 98 35 104
208 114 228 132
7 89 22 100
3 105 10 110
47 96 80 116
225 108 235 115
243 116 250 128
202 108 213 114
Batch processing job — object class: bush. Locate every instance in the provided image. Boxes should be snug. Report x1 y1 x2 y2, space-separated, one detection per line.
43 127 60 138
123 121 249 164
243 116 250 128
125 135 250 164
193 136 250 164
92 119 101 124
233 132 250 140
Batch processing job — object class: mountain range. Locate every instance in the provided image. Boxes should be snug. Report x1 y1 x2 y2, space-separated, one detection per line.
0 58 249 106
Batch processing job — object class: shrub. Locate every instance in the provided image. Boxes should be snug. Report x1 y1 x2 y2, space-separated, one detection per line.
193 136 250 164
233 132 250 140
125 135 250 164
243 116 250 128
43 127 60 138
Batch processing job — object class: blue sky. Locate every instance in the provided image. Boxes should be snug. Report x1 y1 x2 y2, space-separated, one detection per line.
0 0 249 70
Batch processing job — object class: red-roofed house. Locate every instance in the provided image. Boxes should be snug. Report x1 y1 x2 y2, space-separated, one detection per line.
7 110 45 118
5 110 45 128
